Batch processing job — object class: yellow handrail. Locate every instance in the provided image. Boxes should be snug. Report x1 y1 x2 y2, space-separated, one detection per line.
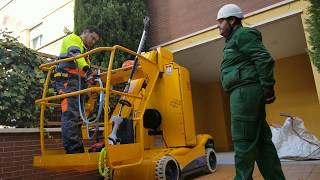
36 87 106 104
109 89 142 99
39 47 113 69
103 48 115 169
35 88 142 106
39 66 54 154
39 45 155 70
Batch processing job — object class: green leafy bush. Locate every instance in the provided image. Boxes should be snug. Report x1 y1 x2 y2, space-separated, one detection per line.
0 30 45 127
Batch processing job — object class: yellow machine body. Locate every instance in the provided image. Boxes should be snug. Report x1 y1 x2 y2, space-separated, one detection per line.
33 46 216 179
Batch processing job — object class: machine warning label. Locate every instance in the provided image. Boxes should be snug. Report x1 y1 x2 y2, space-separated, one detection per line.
166 65 172 75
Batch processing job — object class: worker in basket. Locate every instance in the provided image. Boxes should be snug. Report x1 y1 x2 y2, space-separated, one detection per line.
54 26 101 154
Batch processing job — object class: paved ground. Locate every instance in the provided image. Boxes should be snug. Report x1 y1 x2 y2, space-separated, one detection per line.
193 152 320 180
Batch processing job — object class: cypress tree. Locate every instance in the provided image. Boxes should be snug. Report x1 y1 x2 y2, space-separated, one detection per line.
74 0 148 111
74 0 148 68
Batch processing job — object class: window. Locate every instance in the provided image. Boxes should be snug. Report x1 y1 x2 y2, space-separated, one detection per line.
31 34 43 49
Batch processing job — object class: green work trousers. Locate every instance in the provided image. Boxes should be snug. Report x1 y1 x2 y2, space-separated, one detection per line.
230 84 285 180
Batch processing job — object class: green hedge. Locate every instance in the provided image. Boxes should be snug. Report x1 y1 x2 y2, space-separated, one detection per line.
307 0 320 71
0 31 46 127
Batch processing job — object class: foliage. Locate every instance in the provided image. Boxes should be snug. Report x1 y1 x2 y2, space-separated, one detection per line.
0 30 46 127
74 0 148 111
307 0 320 71
74 0 148 68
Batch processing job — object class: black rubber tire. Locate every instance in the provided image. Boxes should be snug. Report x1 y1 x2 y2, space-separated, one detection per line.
155 156 180 180
204 148 217 173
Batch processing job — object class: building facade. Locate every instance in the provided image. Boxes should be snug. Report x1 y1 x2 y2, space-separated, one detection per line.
148 0 319 151
0 0 74 55
1 0 319 151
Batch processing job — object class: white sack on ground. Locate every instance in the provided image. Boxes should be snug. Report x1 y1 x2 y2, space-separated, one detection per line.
270 117 320 160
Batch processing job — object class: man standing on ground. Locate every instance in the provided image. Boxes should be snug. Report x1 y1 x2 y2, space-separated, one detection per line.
217 4 285 180
54 26 101 154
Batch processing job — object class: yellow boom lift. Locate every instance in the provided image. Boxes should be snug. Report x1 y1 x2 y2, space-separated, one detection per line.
33 17 217 179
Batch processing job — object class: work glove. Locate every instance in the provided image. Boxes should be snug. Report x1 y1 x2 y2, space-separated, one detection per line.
264 89 276 104
58 89 65 95
84 68 98 86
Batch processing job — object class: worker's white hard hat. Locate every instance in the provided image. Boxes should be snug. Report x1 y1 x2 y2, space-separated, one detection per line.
217 4 244 20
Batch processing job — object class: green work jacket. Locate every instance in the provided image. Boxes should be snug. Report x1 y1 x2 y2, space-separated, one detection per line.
220 26 275 95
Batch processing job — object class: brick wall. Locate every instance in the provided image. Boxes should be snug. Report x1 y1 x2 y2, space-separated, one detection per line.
147 0 285 46
0 129 102 180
